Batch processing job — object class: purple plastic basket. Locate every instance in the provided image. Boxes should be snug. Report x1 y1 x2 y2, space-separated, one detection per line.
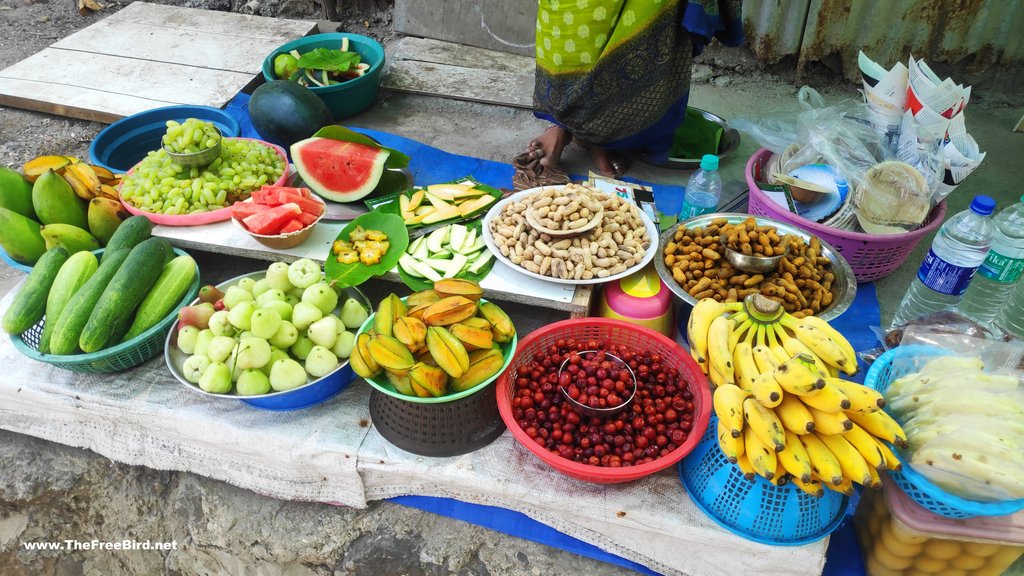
745 149 946 282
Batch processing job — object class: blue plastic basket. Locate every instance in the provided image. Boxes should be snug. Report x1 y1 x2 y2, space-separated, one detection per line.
0 245 33 273
864 344 1024 519
678 416 848 545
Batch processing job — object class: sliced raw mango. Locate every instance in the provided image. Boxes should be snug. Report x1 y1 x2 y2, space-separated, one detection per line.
399 253 424 278
457 194 496 217
448 224 468 252
467 251 494 274
443 254 469 279
422 205 460 224
426 227 449 253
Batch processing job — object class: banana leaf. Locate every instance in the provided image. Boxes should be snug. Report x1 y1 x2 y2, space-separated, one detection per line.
325 210 409 288
397 219 495 291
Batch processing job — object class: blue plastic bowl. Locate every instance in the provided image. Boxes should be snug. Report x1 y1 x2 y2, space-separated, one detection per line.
678 416 848 545
164 271 370 412
262 32 384 118
0 246 33 273
89 105 240 173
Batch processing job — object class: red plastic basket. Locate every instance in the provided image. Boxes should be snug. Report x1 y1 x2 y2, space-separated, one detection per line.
495 318 711 484
745 148 947 282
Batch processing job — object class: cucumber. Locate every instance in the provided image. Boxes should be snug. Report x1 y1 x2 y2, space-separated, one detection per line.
1 247 69 336
122 253 197 341
101 215 152 262
37 251 99 353
79 238 172 352
48 248 130 355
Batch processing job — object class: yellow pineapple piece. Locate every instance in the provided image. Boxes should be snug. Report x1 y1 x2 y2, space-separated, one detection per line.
348 225 367 242
332 239 353 255
336 251 359 264
366 229 388 242
359 246 382 266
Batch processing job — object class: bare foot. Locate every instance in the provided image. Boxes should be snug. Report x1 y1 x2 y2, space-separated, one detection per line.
576 138 626 177
527 125 572 169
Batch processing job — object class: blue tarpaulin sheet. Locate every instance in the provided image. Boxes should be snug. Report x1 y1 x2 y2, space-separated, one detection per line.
226 94 872 575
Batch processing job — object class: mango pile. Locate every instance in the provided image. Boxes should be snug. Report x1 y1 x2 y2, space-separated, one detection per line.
350 278 516 399
0 157 128 266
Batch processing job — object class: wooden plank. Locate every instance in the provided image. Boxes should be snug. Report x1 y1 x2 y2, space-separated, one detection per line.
383 60 533 108
151 221 586 313
104 2 315 40
0 78 178 124
52 19 307 74
0 49 254 121
395 37 535 74
569 286 594 319
394 0 535 57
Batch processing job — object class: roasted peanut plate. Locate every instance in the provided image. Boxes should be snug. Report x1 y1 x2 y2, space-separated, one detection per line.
482 184 658 285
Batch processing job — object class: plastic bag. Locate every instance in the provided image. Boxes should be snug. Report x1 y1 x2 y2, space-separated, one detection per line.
883 332 1024 502
857 310 1012 367
732 87 945 232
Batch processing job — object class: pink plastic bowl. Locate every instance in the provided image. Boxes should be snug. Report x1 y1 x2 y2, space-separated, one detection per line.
119 137 289 227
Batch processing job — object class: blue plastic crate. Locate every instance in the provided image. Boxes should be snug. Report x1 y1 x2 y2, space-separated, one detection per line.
678 416 848 545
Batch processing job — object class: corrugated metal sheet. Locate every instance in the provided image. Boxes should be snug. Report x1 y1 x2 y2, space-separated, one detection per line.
743 0 1024 80
743 0 811 64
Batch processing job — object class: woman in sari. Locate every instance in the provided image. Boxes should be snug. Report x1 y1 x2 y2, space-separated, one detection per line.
522 0 744 180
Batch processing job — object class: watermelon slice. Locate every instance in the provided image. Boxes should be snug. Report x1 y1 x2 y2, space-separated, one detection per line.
258 190 325 215
290 137 390 203
231 201 265 220
243 203 301 235
295 212 319 227
279 219 305 234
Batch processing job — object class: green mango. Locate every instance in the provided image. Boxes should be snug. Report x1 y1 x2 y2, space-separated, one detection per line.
87 197 129 246
0 167 36 220
40 223 100 255
32 169 88 229
0 206 46 265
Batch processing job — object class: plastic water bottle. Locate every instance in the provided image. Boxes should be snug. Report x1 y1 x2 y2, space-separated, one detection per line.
679 154 722 219
996 278 1024 338
958 195 1024 324
891 195 996 327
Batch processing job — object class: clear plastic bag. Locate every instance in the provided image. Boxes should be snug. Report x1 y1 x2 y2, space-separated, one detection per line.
884 331 1024 502
732 87 945 231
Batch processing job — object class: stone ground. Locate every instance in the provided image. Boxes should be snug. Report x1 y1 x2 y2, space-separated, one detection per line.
1 0 1023 574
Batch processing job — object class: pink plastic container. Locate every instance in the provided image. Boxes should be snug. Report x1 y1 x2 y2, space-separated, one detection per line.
745 148 947 282
119 138 289 227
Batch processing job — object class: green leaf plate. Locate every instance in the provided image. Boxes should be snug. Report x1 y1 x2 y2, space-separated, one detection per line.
363 176 502 231
396 219 495 291
311 126 412 199
324 210 409 288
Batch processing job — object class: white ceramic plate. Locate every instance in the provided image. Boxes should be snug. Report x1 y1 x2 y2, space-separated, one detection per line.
481 185 659 286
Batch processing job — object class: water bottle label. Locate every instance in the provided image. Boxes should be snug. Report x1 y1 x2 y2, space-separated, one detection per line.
917 248 979 296
678 202 715 220
978 249 1024 283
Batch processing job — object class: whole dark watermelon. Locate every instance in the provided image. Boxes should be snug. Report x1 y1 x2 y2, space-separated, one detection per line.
248 80 334 148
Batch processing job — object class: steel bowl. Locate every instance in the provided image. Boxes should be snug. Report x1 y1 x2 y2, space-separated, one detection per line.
165 270 371 411
654 213 856 321
724 243 790 274
163 126 222 167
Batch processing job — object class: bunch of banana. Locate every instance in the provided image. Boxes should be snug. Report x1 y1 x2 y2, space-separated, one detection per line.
713 353 907 496
349 278 515 399
687 293 858 390
23 155 122 201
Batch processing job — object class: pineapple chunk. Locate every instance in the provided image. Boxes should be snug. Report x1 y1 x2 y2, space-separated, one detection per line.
366 229 389 242
349 225 367 242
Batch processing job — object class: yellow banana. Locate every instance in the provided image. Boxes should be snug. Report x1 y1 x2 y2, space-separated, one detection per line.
832 475 855 496
717 419 745 463
777 429 813 483
798 379 851 414
781 316 856 376
790 475 824 498
733 341 759 392
817 432 873 486
773 354 826 396
872 435 903 472
807 405 853 435
865 460 882 489
752 340 781 375
713 384 749 438
795 314 859 375
707 315 735 388
744 425 777 481
735 452 757 481
828 378 886 414
727 312 753 351
775 392 816 435
750 370 783 408
846 408 907 447
690 346 708 376
776 324 832 377
843 422 884 469
687 298 726 366
798 433 844 486
765 324 792 364
769 473 789 487
743 397 786 452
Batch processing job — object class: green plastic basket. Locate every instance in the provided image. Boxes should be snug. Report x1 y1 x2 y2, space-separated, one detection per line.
10 248 199 374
